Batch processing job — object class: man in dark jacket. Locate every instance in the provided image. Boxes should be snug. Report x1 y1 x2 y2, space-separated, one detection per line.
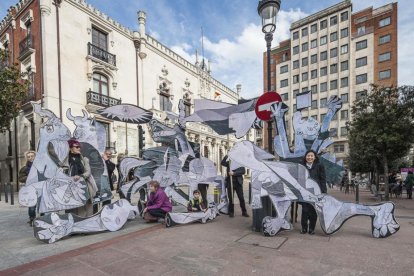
221 155 249 218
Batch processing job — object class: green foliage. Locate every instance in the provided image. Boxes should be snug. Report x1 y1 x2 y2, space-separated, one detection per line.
348 84 414 199
0 49 29 132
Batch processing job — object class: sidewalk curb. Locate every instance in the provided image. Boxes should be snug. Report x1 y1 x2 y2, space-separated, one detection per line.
0 224 164 276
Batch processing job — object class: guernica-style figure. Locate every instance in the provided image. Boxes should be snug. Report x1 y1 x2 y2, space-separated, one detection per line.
273 94 345 185
227 141 399 238
181 94 400 238
97 102 225 226
34 199 138 243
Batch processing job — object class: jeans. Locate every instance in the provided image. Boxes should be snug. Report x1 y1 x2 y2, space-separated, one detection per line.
28 206 36 219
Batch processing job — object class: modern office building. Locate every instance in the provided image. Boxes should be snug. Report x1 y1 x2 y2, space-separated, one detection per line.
262 0 398 163
0 0 248 188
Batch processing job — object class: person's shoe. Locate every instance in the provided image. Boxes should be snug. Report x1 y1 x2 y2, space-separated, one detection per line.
242 213 250 218
308 230 315 235
300 229 307 234
229 213 234 218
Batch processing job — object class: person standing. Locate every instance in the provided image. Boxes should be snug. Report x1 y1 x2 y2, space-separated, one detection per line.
102 149 116 206
404 171 414 199
341 169 349 192
62 139 98 217
18 151 37 226
301 150 327 235
221 155 249 218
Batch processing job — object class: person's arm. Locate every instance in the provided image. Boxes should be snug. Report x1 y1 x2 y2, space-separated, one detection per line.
319 164 327 193
18 167 28 183
81 157 91 179
221 155 229 167
147 191 165 210
232 167 245 177
187 202 193 212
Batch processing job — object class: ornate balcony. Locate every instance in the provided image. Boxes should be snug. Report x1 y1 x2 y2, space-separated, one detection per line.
87 43 116 67
86 90 121 108
19 35 35 60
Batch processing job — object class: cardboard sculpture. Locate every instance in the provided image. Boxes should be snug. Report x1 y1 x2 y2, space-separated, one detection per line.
182 95 400 238
34 199 138 243
18 104 148 243
227 141 399 238
98 100 228 224
273 96 345 185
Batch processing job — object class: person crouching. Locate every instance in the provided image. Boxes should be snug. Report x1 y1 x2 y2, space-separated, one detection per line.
143 181 172 222
188 190 207 212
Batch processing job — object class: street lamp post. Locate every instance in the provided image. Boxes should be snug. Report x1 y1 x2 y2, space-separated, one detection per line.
258 0 281 154
253 0 281 232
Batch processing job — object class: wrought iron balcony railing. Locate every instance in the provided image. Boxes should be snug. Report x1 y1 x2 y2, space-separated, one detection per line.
86 90 121 107
19 35 34 57
87 43 116 67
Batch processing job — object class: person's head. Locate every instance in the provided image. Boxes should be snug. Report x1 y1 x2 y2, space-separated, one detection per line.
149 180 160 193
303 150 318 165
25 150 36 163
104 149 113 160
193 190 201 200
68 139 81 155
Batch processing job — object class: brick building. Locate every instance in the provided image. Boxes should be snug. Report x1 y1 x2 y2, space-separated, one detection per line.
262 0 398 164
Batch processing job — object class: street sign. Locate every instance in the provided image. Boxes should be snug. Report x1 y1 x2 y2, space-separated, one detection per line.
255 92 282 121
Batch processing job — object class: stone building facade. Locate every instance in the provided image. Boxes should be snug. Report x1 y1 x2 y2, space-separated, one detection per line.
0 0 248 188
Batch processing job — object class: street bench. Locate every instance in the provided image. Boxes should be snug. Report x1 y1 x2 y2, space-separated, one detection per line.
371 185 385 201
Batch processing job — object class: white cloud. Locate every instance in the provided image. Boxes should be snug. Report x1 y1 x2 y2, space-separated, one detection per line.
203 9 307 98
169 9 307 99
149 30 161 40
170 44 196 63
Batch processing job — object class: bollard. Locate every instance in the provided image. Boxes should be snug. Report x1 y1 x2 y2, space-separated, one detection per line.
213 188 220 203
10 183 14 205
0 182 2 201
4 182 8 203
355 183 359 203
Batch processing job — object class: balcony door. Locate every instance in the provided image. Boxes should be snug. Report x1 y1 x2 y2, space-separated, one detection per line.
93 73 109 96
92 27 107 51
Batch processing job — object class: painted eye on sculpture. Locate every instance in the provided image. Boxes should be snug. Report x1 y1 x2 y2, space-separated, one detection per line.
46 125 54 133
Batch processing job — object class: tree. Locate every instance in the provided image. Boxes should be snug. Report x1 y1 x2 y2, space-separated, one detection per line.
348 85 414 200
0 48 29 132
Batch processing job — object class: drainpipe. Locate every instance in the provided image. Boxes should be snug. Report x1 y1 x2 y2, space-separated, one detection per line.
8 12 20 190
133 31 140 106
53 0 63 120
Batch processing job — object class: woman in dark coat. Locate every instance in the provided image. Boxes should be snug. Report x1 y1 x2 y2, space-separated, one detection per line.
301 150 327 235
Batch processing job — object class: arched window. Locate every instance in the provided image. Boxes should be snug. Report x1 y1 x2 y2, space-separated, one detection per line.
93 73 109 96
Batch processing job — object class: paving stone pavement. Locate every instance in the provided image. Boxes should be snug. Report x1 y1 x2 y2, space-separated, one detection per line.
1 187 414 276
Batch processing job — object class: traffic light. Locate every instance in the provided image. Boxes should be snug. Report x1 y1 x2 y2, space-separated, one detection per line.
138 125 145 158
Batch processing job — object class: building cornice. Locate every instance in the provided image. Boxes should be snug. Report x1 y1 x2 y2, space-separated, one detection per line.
290 0 352 31
0 0 34 34
65 0 134 39
145 35 238 100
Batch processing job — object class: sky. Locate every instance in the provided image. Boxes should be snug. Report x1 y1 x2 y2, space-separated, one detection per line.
1 0 412 99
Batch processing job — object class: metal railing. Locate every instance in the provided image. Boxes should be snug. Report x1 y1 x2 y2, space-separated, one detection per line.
19 35 34 56
86 90 121 107
87 42 116 66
